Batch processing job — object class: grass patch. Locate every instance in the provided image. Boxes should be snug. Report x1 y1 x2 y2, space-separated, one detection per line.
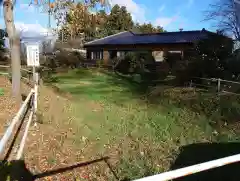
0 88 4 96
46 68 239 180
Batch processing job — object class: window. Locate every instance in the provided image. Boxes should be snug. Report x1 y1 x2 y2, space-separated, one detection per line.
109 51 117 59
117 51 125 58
90 51 103 60
96 51 103 59
91 52 94 59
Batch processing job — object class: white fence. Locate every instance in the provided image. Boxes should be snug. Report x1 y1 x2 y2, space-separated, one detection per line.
135 152 240 181
0 89 35 157
190 77 240 95
0 64 38 160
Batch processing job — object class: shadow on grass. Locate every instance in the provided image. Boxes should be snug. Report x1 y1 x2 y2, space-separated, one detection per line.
0 160 33 181
171 143 240 181
0 157 119 180
6 143 239 181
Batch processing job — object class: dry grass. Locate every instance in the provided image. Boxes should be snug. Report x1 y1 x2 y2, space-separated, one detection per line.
24 85 115 180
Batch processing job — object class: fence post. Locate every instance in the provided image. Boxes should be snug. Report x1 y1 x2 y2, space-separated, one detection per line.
32 66 38 114
217 78 221 93
190 80 193 88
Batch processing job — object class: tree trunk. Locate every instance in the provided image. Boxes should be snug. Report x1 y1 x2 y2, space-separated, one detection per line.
3 0 21 98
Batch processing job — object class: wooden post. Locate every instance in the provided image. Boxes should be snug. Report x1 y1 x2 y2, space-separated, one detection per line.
32 66 38 113
217 78 221 93
190 80 193 88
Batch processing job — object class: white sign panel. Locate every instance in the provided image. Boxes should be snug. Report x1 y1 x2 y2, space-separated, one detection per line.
26 44 40 67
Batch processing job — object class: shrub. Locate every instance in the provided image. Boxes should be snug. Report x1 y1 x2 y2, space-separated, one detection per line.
96 59 104 67
51 50 85 68
114 51 158 79
187 95 240 124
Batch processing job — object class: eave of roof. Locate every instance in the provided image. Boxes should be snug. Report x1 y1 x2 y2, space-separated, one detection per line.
83 29 231 48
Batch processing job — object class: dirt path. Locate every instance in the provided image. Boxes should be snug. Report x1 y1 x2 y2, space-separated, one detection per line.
24 85 114 181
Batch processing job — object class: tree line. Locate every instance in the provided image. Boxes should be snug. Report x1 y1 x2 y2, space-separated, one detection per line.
56 3 165 42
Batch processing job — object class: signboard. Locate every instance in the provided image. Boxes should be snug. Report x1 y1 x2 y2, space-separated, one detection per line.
26 44 40 67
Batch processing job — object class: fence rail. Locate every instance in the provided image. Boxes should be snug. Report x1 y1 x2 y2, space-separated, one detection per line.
191 77 240 94
0 65 10 68
0 64 38 161
135 152 240 181
0 89 34 155
21 68 32 74
16 110 34 159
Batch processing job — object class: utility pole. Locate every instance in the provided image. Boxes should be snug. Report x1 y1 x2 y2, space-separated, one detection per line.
61 29 64 43
48 0 51 29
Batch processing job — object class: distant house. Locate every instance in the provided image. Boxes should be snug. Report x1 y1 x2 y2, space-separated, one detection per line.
83 29 232 66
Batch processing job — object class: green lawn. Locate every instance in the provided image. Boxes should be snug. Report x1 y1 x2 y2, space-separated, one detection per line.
47 68 239 180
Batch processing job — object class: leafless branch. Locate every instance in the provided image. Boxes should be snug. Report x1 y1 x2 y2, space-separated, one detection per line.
204 0 240 40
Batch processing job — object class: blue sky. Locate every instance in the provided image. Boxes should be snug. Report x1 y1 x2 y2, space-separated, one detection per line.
0 0 217 36
108 0 217 31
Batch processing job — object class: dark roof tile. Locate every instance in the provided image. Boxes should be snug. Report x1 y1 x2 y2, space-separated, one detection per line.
84 30 220 47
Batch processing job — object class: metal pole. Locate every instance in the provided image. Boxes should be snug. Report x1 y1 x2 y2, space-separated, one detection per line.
48 0 51 29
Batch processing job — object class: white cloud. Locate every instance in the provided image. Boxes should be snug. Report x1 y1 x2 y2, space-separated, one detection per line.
15 22 48 34
154 15 179 28
15 22 52 38
158 5 165 13
110 0 146 23
19 4 36 13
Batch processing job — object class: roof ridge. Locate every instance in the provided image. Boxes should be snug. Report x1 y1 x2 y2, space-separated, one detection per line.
85 31 130 45
134 30 204 36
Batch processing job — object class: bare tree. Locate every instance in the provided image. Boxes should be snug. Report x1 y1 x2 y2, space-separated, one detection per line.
205 0 240 40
